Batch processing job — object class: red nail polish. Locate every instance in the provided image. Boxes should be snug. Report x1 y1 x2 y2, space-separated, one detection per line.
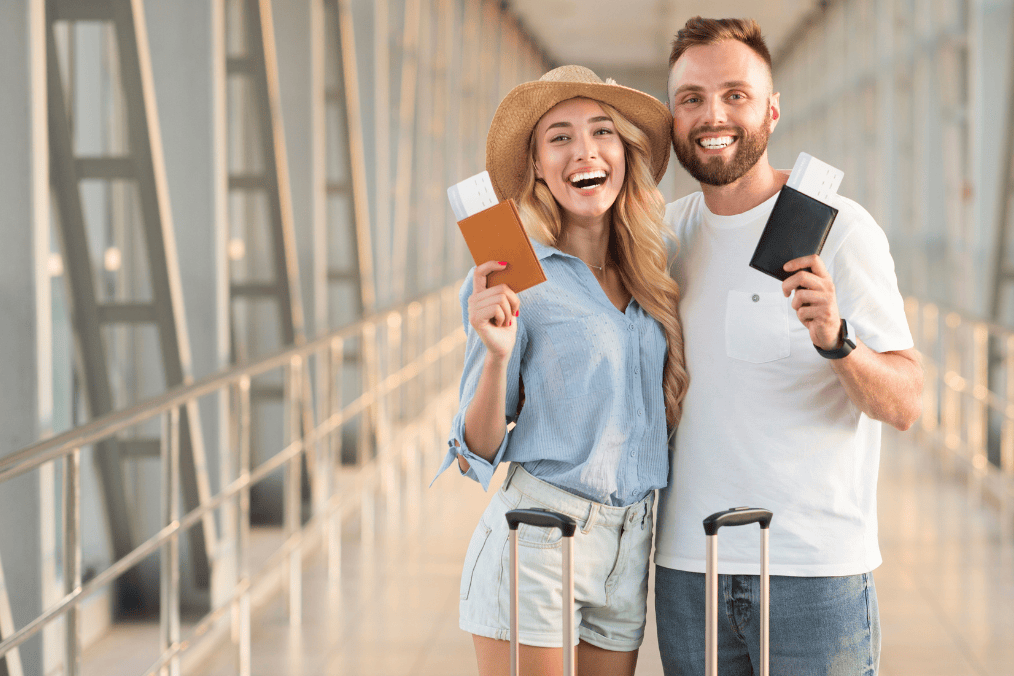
508 319 512 327
498 261 508 265
514 310 519 317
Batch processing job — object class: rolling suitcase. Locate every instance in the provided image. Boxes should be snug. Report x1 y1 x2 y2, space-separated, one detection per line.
505 508 578 676
703 507 774 676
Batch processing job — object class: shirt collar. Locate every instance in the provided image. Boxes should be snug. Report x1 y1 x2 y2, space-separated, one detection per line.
530 239 610 269
530 240 559 261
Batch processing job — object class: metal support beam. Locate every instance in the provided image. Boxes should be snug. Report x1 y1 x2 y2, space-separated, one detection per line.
321 0 376 324
989 5 1014 322
226 0 306 352
373 0 392 308
389 0 421 301
47 0 215 593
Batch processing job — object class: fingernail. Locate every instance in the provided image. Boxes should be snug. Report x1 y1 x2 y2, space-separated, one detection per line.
498 261 508 265
508 320 512 327
514 310 519 317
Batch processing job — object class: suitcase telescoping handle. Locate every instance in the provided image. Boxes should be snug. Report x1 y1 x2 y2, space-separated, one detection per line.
703 507 774 676
505 509 578 676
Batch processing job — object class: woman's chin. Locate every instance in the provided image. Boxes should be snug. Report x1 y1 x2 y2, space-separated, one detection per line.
555 191 620 224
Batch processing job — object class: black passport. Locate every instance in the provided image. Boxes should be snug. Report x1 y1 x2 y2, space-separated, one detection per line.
749 185 839 281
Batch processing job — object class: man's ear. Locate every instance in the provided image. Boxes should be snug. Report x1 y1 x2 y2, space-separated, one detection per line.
769 92 781 131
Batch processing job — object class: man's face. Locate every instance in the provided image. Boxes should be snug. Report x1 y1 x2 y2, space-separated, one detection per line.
668 40 779 186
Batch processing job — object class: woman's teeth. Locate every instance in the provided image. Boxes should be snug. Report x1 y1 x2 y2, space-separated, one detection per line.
698 136 734 150
569 170 607 189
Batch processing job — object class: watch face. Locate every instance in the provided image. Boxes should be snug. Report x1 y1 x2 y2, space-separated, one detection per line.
843 319 856 347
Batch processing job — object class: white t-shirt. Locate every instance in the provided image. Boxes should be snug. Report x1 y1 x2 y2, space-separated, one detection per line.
654 190 914 577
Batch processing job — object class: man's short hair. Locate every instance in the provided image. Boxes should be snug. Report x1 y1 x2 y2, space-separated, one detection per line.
668 17 772 76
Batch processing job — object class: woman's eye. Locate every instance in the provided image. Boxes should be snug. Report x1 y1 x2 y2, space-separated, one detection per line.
550 134 569 142
594 127 613 136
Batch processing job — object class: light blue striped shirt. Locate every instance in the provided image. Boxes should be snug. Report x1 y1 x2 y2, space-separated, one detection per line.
434 241 670 506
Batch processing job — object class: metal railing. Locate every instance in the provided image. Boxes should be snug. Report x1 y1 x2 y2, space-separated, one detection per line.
0 282 465 676
907 297 1014 518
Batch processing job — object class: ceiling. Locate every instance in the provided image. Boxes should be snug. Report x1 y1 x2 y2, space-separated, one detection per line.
506 0 822 97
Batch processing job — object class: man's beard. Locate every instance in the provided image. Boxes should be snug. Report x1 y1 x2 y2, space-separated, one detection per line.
673 110 771 187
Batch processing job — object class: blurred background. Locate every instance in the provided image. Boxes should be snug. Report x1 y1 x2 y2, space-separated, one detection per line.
0 0 1012 674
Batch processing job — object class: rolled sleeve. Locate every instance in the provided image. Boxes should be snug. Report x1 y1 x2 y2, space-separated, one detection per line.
432 412 511 489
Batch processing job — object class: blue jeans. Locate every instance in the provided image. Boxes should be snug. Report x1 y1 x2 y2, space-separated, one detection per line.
655 567 880 676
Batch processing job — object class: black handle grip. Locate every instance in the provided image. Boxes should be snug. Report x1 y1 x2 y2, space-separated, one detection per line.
703 507 773 536
505 508 577 538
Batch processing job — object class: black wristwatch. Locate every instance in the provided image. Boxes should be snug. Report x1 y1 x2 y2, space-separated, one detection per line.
814 319 856 359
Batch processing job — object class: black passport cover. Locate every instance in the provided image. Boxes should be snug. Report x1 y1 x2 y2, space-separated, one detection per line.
749 185 839 281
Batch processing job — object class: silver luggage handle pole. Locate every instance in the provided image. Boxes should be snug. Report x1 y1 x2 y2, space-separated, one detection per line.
506 509 578 676
703 507 774 676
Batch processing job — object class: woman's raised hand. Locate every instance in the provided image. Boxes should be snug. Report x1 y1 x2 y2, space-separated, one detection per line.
468 261 521 360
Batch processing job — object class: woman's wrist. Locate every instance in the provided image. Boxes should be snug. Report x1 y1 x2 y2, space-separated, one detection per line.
483 351 511 372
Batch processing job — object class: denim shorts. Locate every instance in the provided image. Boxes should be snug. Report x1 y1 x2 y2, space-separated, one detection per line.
654 567 881 675
459 464 654 651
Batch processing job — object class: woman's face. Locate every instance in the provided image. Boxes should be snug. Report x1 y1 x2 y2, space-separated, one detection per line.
533 98 626 224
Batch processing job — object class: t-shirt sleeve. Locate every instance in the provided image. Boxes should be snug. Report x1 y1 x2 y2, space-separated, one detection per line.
825 204 914 354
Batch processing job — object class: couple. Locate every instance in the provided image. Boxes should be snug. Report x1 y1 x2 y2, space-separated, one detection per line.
435 16 923 676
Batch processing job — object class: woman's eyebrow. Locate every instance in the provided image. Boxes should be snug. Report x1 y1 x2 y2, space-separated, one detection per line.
544 121 573 131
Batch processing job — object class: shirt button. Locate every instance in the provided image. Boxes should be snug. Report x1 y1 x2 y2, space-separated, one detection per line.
752 294 760 302
628 323 635 331
637 409 643 416
633 367 639 375
630 450 636 457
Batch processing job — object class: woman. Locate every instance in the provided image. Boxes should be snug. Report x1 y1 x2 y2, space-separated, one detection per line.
434 65 687 676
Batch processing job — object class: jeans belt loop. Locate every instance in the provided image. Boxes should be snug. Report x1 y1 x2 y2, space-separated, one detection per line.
502 462 520 493
582 502 600 534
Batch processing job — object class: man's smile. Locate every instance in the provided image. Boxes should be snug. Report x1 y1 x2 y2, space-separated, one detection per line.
696 136 736 151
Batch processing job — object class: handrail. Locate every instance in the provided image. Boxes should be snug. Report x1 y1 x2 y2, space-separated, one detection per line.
0 291 451 482
0 281 466 676
907 297 1014 508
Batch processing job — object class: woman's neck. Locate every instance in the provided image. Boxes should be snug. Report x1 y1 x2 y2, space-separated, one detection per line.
558 213 612 270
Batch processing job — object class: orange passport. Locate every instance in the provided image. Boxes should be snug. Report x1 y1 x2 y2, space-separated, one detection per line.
457 199 547 292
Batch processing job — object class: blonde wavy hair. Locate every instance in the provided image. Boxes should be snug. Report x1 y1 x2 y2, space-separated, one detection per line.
518 100 688 427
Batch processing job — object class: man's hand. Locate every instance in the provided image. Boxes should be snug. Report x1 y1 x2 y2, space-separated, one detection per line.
782 254 841 350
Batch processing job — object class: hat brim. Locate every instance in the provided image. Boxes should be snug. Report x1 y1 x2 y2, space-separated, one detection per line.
485 80 672 202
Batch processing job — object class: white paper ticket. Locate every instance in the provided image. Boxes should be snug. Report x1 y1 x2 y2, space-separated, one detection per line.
786 152 844 204
447 170 499 221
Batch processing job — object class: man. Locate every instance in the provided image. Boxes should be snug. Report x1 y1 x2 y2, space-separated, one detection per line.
654 16 924 676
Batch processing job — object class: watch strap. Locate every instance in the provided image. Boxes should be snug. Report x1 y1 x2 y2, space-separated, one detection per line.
814 319 855 359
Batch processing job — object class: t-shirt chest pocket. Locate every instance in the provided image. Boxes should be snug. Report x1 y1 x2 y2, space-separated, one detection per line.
725 290 790 363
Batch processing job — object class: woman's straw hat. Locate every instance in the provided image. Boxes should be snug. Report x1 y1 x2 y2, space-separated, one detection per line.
485 65 672 202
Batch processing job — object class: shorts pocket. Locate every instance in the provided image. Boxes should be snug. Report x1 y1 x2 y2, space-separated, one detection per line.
518 522 565 549
460 520 493 600
512 494 566 549
725 290 790 363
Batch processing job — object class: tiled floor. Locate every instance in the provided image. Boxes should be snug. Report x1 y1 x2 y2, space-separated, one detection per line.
82 427 1014 675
